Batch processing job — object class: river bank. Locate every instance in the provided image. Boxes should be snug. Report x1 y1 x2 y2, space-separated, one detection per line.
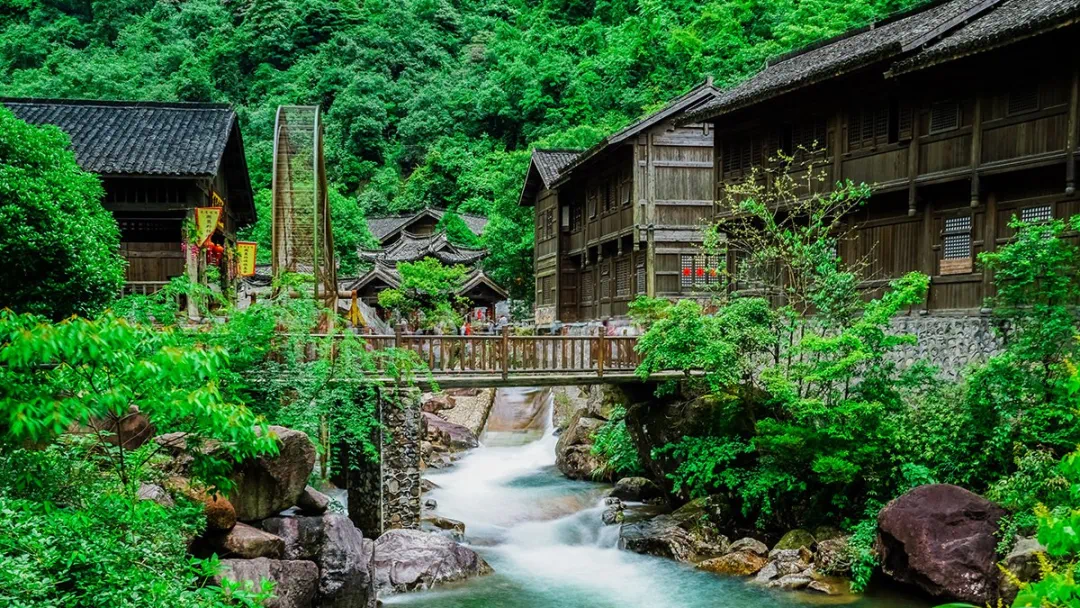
390 387 931 608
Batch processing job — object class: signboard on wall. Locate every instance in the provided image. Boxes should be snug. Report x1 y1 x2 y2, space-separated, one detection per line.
535 305 556 326
236 241 258 276
194 207 222 247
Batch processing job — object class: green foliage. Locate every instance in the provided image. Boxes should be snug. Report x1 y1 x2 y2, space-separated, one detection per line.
378 258 468 328
0 310 277 493
0 107 124 319
590 406 643 478
0 443 272 608
1009 447 1080 608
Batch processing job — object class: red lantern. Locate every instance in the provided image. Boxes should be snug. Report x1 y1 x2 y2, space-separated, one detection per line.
682 268 691 276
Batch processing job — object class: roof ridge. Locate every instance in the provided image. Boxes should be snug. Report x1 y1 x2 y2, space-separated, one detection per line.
764 0 959 67
0 97 235 110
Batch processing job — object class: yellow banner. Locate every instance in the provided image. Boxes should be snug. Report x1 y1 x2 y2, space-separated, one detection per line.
211 190 225 207
236 241 258 277
194 207 222 247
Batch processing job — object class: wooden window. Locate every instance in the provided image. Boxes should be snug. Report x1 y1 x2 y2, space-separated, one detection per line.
1020 204 1053 223
680 254 720 290
571 203 582 233
723 141 738 172
543 209 555 239
897 103 914 141
615 258 631 296
722 135 765 174
929 102 960 134
603 181 614 213
849 106 889 150
600 263 611 301
636 259 646 294
581 271 595 303
1007 85 1040 116
940 216 972 275
588 189 597 218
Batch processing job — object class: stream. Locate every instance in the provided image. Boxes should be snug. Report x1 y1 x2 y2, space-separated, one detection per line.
386 387 932 608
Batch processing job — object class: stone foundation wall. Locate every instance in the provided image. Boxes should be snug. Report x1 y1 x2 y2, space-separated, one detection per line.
889 314 1002 380
348 387 422 538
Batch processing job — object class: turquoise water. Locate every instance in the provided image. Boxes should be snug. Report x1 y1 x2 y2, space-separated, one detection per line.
386 389 930 608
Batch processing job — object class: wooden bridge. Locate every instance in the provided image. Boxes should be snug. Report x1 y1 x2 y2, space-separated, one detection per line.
358 328 675 388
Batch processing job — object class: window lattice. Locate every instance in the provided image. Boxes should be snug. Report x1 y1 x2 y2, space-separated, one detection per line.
930 102 960 133
581 271 594 303
1008 87 1039 115
681 254 720 290
1021 205 1052 223
943 216 972 261
616 259 631 296
636 260 646 294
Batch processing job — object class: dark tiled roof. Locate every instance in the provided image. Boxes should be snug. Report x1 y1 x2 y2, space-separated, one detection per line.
684 0 1000 122
358 231 487 265
346 262 508 302
532 149 581 189
554 80 721 184
891 0 1080 75
2 98 239 176
366 208 487 243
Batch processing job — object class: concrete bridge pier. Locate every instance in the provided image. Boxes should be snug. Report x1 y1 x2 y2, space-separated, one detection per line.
345 386 422 538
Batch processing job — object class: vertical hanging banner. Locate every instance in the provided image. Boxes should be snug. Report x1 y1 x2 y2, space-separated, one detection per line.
211 190 225 207
236 241 258 277
194 207 222 247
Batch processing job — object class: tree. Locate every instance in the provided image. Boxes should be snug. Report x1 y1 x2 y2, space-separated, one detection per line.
0 108 125 319
378 257 468 328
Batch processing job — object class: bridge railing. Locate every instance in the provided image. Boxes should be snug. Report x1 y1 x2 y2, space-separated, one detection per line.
351 329 639 378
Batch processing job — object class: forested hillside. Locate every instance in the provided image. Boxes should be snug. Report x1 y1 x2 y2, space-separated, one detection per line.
0 0 924 298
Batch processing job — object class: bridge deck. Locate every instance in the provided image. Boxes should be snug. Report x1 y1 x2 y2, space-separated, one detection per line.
347 330 647 386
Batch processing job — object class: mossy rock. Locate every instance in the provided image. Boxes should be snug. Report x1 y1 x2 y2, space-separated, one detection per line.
773 529 816 551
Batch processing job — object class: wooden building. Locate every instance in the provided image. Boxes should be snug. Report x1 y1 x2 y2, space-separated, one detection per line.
2 98 254 309
520 80 721 326
344 209 508 320
684 0 1080 312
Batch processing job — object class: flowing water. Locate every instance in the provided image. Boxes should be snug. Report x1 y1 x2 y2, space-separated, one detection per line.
386 387 931 608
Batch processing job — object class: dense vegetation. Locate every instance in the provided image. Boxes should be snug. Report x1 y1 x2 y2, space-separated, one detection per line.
621 156 1080 601
0 0 926 300
0 107 124 319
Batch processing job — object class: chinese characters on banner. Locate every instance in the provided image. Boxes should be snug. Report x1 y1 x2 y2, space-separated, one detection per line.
236 242 258 277
211 190 225 207
194 207 222 247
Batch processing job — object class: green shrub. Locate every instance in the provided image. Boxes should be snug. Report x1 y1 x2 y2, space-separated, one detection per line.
0 107 124 320
591 406 643 478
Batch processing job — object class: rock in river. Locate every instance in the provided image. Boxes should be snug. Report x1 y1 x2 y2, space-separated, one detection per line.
230 425 316 521
373 529 492 594
610 476 663 502
618 497 728 563
214 558 318 608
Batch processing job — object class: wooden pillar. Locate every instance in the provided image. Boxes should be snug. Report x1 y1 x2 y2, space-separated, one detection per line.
982 191 998 300
970 94 983 208
1066 68 1079 196
501 325 510 380
907 105 921 217
596 329 605 378
184 208 200 320
646 128 658 298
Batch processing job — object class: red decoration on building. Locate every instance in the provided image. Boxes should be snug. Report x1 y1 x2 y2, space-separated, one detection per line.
696 267 705 277
682 268 691 276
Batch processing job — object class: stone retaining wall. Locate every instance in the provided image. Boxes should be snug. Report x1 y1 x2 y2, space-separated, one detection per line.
889 314 1002 380
348 387 422 538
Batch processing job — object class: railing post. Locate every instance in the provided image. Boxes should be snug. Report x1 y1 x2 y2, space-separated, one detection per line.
394 322 403 349
501 325 510 380
597 330 605 378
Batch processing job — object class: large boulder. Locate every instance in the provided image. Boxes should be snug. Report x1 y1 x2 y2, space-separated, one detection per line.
586 384 627 421
165 476 235 531
815 536 853 575
998 536 1047 602
214 558 318 608
552 386 588 431
773 529 816 552
99 406 153 450
697 550 768 576
422 413 479 452
261 514 375 608
136 483 174 508
319 514 376 608
230 426 316 521
554 409 605 480
373 529 492 594
877 484 1006 604
298 486 330 514
217 522 285 559
610 477 664 502
618 497 728 563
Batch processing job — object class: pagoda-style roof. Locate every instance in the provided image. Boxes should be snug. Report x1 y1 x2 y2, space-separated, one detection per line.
344 261 509 303
366 208 487 245
358 231 487 265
